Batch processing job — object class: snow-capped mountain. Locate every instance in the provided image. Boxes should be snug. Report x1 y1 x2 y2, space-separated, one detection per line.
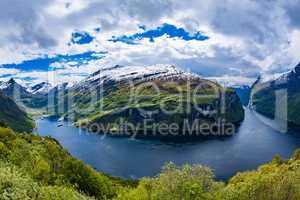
1 65 195 95
0 78 30 96
0 79 15 90
0 78 31 92
60 64 244 137
0 79 54 95
250 62 300 129
252 63 300 92
256 63 300 85
72 64 195 91
0 78 49 109
28 82 52 95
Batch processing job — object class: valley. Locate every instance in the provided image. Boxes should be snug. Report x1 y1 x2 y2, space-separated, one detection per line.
1 65 244 137
35 107 300 180
1 64 300 200
1 1 300 199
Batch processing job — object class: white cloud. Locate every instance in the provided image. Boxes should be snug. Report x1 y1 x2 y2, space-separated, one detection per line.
206 75 256 87
0 68 20 75
0 0 299 86
45 0 92 18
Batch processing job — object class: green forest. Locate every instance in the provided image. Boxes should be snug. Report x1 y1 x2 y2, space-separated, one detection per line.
0 125 299 200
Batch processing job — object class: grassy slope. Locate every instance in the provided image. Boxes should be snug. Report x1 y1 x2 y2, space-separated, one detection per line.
72 78 244 134
252 87 276 118
251 65 300 128
252 85 300 128
221 152 300 200
0 92 34 133
0 163 94 200
1 124 300 199
0 126 136 200
116 151 300 200
288 93 300 126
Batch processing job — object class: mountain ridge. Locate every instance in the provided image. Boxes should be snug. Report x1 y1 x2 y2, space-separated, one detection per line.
0 64 245 137
251 62 300 129
52 64 245 137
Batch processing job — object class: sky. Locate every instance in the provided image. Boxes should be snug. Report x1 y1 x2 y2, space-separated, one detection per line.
0 0 300 86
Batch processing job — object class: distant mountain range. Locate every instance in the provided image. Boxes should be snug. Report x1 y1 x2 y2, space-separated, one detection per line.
251 62 300 129
0 78 49 111
232 85 251 106
0 78 55 95
0 65 245 136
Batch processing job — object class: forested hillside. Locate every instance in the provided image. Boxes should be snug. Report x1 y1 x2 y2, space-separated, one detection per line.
1 124 300 200
0 91 34 132
117 151 300 200
0 126 135 200
251 63 300 129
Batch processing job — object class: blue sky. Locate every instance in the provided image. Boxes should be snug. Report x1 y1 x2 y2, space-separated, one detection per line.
71 31 95 45
109 23 209 44
0 0 299 86
2 51 106 71
0 21 213 85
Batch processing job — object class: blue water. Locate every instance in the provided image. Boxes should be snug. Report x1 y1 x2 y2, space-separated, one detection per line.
36 108 300 180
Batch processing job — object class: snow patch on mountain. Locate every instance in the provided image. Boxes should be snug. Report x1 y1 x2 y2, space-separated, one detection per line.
259 72 289 83
28 82 53 94
0 78 54 95
87 64 187 82
0 78 20 90
72 64 196 90
0 81 9 89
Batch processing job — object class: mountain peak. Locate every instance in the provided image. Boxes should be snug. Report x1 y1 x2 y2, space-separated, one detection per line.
0 78 18 90
7 78 16 84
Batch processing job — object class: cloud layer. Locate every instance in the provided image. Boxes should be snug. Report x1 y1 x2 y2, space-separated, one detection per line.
0 0 299 86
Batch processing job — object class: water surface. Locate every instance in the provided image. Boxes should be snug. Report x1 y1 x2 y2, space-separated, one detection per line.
36 108 300 180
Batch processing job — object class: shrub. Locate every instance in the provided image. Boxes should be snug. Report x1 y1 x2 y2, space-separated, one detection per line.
115 162 224 200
